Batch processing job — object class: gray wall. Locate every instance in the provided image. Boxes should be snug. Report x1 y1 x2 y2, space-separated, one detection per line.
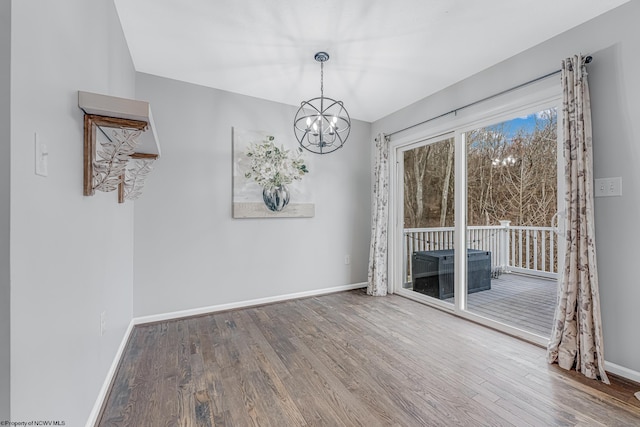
373 1 640 375
0 0 10 420
10 0 137 424
133 74 372 317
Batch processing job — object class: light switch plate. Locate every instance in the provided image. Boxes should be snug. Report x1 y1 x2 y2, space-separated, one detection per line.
594 177 622 197
35 132 48 177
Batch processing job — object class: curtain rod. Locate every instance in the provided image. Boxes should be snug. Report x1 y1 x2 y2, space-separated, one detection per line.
387 55 592 138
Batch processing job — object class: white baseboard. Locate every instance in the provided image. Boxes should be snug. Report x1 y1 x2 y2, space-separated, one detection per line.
85 319 135 427
133 282 367 325
605 360 640 384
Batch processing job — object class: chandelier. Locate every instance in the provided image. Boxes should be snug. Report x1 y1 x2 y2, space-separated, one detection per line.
294 52 351 154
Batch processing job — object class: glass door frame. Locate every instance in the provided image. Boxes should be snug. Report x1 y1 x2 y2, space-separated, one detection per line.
393 132 458 313
389 93 564 347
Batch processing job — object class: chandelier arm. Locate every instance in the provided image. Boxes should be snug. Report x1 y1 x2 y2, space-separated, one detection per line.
320 99 350 117
297 99 323 116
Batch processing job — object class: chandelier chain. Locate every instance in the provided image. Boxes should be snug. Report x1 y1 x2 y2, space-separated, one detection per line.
320 61 324 98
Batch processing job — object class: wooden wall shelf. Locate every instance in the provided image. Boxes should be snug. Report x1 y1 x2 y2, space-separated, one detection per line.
78 91 161 203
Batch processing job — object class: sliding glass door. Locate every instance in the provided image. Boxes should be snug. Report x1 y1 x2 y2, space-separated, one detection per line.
394 100 563 343
464 107 561 338
400 135 456 307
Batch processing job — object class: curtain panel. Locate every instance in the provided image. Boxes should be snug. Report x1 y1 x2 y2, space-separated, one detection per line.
547 55 609 384
367 133 390 296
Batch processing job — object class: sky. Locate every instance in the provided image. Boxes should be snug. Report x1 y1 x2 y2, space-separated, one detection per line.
487 108 557 141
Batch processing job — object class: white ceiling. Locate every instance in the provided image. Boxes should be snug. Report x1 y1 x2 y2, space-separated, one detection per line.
114 0 628 122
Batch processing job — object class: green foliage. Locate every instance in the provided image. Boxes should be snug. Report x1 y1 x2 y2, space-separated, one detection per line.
244 137 309 190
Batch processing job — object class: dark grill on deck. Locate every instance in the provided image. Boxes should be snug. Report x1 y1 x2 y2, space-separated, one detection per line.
411 249 491 299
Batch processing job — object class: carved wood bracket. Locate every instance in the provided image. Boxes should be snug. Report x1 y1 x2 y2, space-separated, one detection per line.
80 91 161 203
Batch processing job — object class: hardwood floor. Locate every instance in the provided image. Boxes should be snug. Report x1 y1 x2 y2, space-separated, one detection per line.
97 289 640 426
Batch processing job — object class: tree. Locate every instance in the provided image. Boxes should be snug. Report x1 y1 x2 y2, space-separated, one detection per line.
404 137 454 228
467 110 557 227
404 109 557 229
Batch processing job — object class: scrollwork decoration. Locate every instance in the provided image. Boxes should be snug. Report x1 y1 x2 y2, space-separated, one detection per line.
124 158 155 200
92 128 141 192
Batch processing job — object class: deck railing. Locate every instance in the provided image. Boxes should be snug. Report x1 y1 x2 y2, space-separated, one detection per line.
404 221 558 282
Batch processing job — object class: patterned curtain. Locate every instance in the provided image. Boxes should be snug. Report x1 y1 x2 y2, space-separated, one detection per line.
367 133 390 296
547 55 609 384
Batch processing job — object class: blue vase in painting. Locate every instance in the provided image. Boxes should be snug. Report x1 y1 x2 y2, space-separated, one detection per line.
262 185 290 212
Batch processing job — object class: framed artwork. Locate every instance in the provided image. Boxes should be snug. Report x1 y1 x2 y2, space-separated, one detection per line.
232 127 315 218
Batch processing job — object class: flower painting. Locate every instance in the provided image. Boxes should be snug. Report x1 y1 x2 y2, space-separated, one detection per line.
233 127 315 218
244 136 308 190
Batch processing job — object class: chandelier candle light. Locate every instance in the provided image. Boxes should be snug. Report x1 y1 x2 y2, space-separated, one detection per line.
294 52 351 154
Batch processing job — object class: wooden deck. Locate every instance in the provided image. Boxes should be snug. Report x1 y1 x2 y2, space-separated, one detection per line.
436 273 557 337
464 273 556 337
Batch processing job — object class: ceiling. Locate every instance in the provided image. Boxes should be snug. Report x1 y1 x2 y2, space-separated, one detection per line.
114 0 628 122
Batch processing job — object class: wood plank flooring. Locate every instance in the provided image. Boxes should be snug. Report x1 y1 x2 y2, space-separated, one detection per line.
97 290 640 426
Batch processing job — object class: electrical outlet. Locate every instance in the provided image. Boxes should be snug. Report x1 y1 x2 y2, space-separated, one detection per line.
100 311 107 336
344 255 351 265
594 177 622 197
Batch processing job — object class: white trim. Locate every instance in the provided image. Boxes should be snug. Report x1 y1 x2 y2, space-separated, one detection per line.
133 282 368 325
605 361 640 384
388 143 401 295
85 319 136 427
389 91 562 152
454 129 467 311
508 267 558 280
